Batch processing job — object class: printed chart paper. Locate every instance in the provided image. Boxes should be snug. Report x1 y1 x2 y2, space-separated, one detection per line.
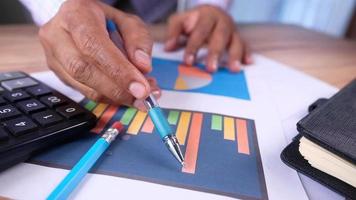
0 44 309 200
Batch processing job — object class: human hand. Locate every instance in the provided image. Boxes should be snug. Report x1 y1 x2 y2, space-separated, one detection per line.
39 0 159 110
165 5 252 73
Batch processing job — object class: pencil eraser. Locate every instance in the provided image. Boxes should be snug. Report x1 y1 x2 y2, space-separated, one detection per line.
112 121 124 131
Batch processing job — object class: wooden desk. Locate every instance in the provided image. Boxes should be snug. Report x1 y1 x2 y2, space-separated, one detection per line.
0 24 355 88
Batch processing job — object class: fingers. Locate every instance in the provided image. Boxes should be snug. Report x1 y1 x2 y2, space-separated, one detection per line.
42 30 161 108
133 77 161 111
227 32 244 72
48 57 111 104
147 77 161 97
164 5 253 73
40 38 112 103
116 15 153 73
242 43 253 65
165 11 199 51
102 3 153 74
58 2 151 100
184 14 216 65
43 27 138 106
206 22 233 73
165 14 184 51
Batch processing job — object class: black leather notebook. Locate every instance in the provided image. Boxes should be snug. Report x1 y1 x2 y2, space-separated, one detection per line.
281 79 356 199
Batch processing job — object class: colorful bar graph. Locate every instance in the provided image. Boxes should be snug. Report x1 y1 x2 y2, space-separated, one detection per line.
236 119 250 155
141 116 154 133
92 103 108 118
167 111 180 125
120 107 137 125
211 115 222 131
127 111 147 135
84 100 97 111
84 100 251 158
175 112 191 145
224 117 235 141
182 113 203 174
92 105 118 134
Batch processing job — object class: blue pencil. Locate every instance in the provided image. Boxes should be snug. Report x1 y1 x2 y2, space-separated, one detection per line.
47 122 123 200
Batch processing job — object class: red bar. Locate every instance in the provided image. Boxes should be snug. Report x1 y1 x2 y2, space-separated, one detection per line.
182 113 203 174
236 119 250 155
92 105 118 134
141 116 154 133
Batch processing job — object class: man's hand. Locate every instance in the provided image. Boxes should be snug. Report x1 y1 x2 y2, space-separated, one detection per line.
39 0 159 110
165 5 252 73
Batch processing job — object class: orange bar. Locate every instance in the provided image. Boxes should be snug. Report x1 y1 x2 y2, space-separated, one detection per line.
224 117 235 141
92 105 118 134
182 113 203 174
141 116 154 133
92 103 108 118
175 112 191 145
127 111 147 135
236 119 250 155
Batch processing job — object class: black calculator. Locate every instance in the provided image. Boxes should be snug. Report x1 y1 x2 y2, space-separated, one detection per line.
0 71 97 171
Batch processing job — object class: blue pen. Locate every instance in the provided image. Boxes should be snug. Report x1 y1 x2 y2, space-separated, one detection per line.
106 19 185 166
47 122 124 200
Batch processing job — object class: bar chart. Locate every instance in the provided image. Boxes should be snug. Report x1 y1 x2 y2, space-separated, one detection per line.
88 100 255 174
30 99 268 199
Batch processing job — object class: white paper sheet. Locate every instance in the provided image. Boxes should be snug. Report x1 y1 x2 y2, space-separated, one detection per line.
0 44 342 200
153 44 343 199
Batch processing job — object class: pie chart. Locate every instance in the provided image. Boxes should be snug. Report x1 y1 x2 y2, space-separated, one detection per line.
151 57 250 100
174 65 213 90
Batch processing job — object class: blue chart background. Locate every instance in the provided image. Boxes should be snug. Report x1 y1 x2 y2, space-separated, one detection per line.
29 107 268 200
151 58 251 100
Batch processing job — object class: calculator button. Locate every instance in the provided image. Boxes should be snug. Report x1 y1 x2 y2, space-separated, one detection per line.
3 91 30 102
32 110 63 126
0 97 6 105
0 72 26 82
0 105 21 120
56 104 85 119
1 77 38 91
3 116 38 136
17 99 46 114
40 94 67 108
26 85 52 96
0 127 9 141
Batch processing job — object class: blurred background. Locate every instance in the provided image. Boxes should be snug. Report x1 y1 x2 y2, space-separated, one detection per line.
1 0 356 39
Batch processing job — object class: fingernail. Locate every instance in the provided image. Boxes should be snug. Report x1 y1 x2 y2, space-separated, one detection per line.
133 99 147 111
135 49 151 67
207 58 218 73
185 54 194 65
129 81 146 99
231 61 241 72
152 90 161 98
212 59 218 71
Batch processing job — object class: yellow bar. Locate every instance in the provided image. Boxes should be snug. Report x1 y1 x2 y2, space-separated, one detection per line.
127 111 147 135
92 103 108 118
224 117 235 141
175 112 191 145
